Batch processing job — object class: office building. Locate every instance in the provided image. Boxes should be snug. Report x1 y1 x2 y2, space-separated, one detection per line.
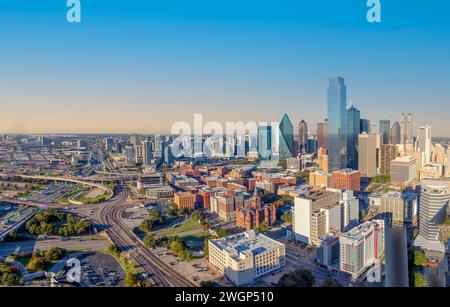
309 170 331 189
446 149 450 177
347 105 360 170
236 190 277 230
358 132 379 178
360 118 370 134
141 140 153 166
287 156 303 171
210 190 244 222
390 156 417 184
307 137 317 154
407 113 413 144
208 230 285 286
317 147 329 172
431 144 446 165
327 76 347 172
292 190 341 245
298 120 308 154
380 144 398 175
317 120 328 150
279 114 294 160
104 137 114 151
390 121 401 145
340 190 360 231
330 169 360 192
340 220 385 280
315 230 340 268
417 125 432 168
174 191 196 210
258 124 272 160
379 120 391 145
414 181 450 253
379 191 418 225
400 113 406 145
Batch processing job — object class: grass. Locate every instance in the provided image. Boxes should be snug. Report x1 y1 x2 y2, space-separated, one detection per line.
182 231 210 240
102 250 137 275
157 216 203 237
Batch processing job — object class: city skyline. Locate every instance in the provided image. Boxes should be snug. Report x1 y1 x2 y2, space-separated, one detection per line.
1 1 450 136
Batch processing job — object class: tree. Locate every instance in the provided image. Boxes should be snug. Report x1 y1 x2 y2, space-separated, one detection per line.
280 211 292 223
360 209 367 220
322 277 342 287
143 235 156 249
414 272 427 287
108 243 121 256
278 269 315 287
217 228 230 238
26 256 48 272
413 249 427 267
200 280 216 287
45 247 67 261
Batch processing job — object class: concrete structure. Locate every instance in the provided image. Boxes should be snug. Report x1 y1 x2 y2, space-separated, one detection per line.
339 190 360 231
379 120 391 145
330 169 360 192
287 156 303 171
407 113 413 145
317 147 329 172
309 170 330 189
298 120 308 154
340 220 385 280
210 190 244 222
358 132 379 177
417 125 432 168
208 230 285 286
380 192 417 225
317 121 328 150
315 230 340 268
380 144 398 175
173 191 196 210
420 163 443 180
390 121 401 145
390 156 417 184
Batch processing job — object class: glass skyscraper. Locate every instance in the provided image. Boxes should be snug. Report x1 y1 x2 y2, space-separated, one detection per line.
258 124 272 160
347 105 360 170
279 113 294 161
379 120 391 145
327 76 347 172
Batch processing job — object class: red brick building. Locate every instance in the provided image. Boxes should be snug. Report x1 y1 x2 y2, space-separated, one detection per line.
330 169 361 192
174 191 196 210
236 190 277 230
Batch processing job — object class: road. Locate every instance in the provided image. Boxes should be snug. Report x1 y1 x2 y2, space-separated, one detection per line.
96 185 196 287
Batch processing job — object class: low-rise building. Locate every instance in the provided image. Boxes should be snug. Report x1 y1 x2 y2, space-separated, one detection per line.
173 191 196 210
208 230 286 286
330 169 360 192
309 170 330 189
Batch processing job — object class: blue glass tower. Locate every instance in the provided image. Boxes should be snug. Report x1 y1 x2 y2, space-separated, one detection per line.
347 105 360 170
327 76 347 172
279 114 294 161
258 124 272 160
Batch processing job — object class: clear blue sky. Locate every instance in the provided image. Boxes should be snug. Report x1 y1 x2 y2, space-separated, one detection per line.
1 0 449 136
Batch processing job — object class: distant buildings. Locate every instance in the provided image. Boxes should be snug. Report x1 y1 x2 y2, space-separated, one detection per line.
210 190 244 222
346 105 360 170
380 144 398 175
287 156 303 171
279 114 294 161
257 124 272 161
339 220 385 280
330 169 361 192
360 118 370 134
379 120 391 145
208 230 285 286
141 140 153 166
327 77 347 172
104 137 114 151
298 120 308 154
317 147 329 172
317 120 328 150
390 121 401 145
417 125 432 168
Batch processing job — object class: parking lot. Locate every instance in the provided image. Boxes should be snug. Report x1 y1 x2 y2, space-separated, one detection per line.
79 252 126 287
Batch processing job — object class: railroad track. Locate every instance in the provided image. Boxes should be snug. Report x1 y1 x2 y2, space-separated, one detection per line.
99 186 196 287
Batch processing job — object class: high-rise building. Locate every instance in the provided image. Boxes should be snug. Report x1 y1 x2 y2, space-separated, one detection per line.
257 124 272 160
340 220 385 280
431 144 446 165
379 120 391 145
292 190 341 245
317 120 328 150
414 181 450 253
340 190 360 231
379 191 418 225
346 106 360 170
104 137 114 151
417 125 432 168
327 76 347 172
400 113 406 145
370 123 379 135
380 144 398 175
318 147 329 172
358 132 379 178
134 144 143 164
360 118 370 134
141 140 153 166
164 144 175 165
307 137 317 154
130 133 138 147
298 120 308 154
407 113 413 144
390 156 417 184
445 149 450 177
125 145 135 165
390 121 401 145
279 113 294 161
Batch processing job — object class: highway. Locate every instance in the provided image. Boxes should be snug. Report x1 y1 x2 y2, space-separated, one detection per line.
98 185 196 287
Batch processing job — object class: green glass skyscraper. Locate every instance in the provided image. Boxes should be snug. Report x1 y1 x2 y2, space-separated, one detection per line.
279 113 294 161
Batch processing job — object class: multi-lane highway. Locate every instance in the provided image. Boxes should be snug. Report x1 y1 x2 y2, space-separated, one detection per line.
98 185 196 287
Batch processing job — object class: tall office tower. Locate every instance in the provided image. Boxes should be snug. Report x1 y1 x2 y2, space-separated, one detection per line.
380 144 398 175
431 144 446 165
104 137 114 151
317 120 328 150
370 122 379 134
417 125 432 167
130 133 138 147
407 113 413 144
164 144 174 165
298 120 308 154
340 190 360 232
360 118 370 134
125 145 135 165
358 132 378 177
390 121 401 145
340 220 385 280
141 140 153 166
346 105 360 170
258 124 272 160
414 181 450 253
379 120 391 145
327 76 347 172
279 113 294 161
445 149 450 177
134 144 143 164
400 113 406 145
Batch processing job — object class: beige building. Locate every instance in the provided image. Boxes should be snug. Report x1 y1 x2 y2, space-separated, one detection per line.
358 132 379 177
380 144 398 175
420 163 443 180
390 156 417 184
380 192 418 224
309 170 330 189
431 144 446 165
208 230 285 286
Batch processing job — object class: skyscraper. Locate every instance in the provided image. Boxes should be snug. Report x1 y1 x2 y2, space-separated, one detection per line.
414 181 450 253
358 132 378 177
379 120 391 145
279 114 294 161
298 120 308 154
390 121 401 145
327 77 347 172
407 113 413 144
258 124 272 160
360 118 370 134
317 120 328 150
141 140 153 166
417 125 432 167
346 105 360 170
400 113 406 145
